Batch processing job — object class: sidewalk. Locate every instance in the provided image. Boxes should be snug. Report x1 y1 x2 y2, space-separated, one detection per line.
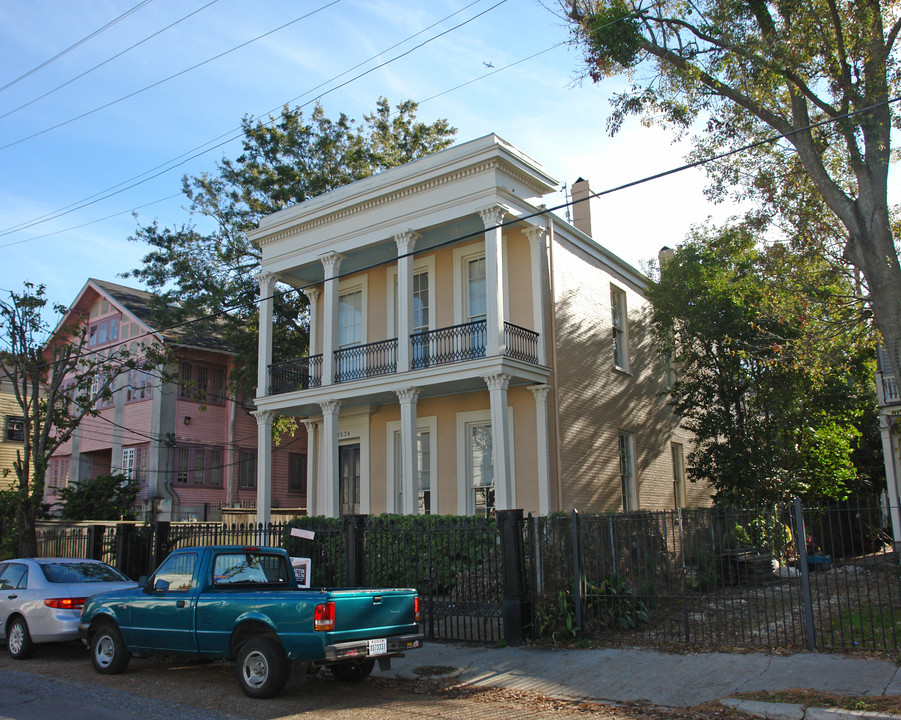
375 643 901 717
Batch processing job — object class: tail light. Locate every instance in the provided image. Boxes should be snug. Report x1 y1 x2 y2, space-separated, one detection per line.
314 601 335 632
44 597 87 610
414 595 420 623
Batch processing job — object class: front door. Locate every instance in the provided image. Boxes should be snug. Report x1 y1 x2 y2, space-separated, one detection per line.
339 443 360 516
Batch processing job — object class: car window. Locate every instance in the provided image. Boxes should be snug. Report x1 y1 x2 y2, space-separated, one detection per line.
152 553 197 593
0 563 27 590
41 562 129 583
212 552 290 586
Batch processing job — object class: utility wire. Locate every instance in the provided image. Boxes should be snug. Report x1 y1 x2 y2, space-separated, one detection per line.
0 0 153 93
0 0 221 121
0 0 344 152
0 0 507 240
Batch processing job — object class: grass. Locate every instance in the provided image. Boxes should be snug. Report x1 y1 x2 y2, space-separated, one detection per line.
818 607 901 650
733 689 901 715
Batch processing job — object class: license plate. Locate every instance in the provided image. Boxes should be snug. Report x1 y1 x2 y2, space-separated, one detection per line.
368 638 387 656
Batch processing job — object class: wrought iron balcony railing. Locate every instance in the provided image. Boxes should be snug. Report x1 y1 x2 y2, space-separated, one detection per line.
411 320 487 369
504 322 539 364
269 354 321 394
334 338 398 382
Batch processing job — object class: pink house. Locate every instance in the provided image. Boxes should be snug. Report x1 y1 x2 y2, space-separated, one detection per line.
45 279 308 521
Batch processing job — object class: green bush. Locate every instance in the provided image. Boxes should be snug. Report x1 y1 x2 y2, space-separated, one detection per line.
585 572 650 630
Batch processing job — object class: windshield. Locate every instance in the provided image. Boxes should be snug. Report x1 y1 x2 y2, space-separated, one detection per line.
41 562 129 583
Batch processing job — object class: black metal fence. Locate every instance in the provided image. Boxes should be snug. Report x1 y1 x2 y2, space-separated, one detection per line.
34 498 901 651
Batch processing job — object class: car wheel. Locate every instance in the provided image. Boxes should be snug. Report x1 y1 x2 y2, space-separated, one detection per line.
7 616 34 659
235 637 289 699
329 659 375 682
90 622 131 675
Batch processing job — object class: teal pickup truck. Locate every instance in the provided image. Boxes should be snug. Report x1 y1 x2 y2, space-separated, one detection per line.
78 545 423 698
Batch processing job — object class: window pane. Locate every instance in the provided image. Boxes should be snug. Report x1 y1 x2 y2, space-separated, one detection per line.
193 449 206 485
467 258 486 320
413 272 429 332
177 448 189 484
338 290 362 346
289 454 306 493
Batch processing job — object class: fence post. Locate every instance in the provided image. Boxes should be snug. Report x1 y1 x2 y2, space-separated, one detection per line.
497 509 528 645
151 521 170 572
114 524 134 577
86 525 105 561
571 509 583 635
793 497 817 651
343 514 367 587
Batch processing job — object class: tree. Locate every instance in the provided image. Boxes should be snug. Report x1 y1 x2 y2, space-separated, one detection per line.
649 223 881 504
564 1 901 381
126 98 456 398
57 473 138 521
0 283 164 557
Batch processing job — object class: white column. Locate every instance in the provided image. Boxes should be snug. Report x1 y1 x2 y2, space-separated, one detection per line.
256 272 276 397
880 415 901 552
524 225 549 365
303 287 321 357
252 409 274 525
320 400 341 518
396 387 420 515
320 253 344 386
479 206 507 357
484 372 513 510
302 419 318 516
394 231 420 373
529 384 552 516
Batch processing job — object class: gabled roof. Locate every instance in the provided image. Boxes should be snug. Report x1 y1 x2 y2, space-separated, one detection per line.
55 279 235 355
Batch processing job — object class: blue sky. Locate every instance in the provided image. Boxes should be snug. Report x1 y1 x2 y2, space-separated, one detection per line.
0 0 724 310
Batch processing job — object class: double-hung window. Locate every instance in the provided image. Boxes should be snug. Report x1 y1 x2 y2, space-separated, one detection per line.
468 422 494 517
611 285 630 371
619 432 637 511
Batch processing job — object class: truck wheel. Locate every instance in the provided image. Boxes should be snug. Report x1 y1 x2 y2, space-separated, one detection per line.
236 637 289 699
330 659 375 682
90 622 131 675
7 616 34 659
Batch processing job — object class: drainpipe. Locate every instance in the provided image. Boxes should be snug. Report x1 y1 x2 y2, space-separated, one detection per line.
547 216 565 513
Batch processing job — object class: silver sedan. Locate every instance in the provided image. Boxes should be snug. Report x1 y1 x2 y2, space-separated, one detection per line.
0 557 137 659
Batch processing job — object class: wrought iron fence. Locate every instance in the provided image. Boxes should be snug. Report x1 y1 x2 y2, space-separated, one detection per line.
334 339 397 382
269 354 322 394
503 322 539 363
411 320 487 368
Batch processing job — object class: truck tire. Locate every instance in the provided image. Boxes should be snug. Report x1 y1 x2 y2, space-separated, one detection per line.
236 637 289 699
330 659 375 682
90 622 131 675
7 616 34 659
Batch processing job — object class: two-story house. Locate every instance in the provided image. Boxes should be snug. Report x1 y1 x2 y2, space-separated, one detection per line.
0 371 25 490
248 134 705 522
45 279 308 521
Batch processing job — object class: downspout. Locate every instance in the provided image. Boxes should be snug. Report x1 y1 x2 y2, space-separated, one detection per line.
227 384 237 507
547 216 565 512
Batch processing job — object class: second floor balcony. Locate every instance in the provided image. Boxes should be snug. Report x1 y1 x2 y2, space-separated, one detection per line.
268 320 539 395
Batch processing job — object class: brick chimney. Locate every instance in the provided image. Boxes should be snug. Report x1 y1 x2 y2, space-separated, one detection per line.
571 177 595 238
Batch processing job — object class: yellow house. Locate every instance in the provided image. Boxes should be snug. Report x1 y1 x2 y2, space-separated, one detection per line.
248 134 706 521
0 375 25 490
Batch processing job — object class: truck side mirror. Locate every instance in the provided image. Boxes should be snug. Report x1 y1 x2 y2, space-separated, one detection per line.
154 578 170 592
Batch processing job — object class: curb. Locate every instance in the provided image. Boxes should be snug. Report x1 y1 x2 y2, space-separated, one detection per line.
721 699 901 720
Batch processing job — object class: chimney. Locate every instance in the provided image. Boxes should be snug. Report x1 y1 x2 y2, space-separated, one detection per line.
571 177 595 238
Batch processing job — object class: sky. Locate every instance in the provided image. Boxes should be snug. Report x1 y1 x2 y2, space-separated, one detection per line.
0 0 729 312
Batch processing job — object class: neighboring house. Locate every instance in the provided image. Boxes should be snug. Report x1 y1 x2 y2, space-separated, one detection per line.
45 279 308 521
0 373 24 490
876 346 901 548
248 134 703 522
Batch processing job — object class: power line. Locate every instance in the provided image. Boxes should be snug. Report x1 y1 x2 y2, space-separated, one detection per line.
0 0 344 153
0 0 221 122
0 0 153 93
0 0 507 240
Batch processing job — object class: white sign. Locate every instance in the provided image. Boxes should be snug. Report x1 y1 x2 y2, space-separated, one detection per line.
290 557 311 588
290 528 315 540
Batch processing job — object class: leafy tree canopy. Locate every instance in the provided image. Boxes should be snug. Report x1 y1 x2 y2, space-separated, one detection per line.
126 98 457 398
565 0 901 384
649 223 882 504
57 473 138 521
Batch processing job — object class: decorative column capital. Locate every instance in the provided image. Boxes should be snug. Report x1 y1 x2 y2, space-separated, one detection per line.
302 286 321 303
478 205 507 229
528 383 551 402
251 409 274 425
482 373 512 392
393 230 421 255
319 399 341 416
395 387 420 405
523 225 547 245
256 271 276 293
320 252 345 278
301 418 319 431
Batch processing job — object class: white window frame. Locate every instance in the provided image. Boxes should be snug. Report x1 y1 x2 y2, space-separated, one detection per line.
122 448 135 481
455 408 515 516
386 257 436 338
337 276 368 346
386 415 437 514
619 431 638 511
611 284 631 372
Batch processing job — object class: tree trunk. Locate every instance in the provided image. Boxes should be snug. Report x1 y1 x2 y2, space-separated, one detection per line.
16 499 37 559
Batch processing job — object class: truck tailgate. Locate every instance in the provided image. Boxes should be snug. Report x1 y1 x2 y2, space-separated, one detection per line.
329 588 418 641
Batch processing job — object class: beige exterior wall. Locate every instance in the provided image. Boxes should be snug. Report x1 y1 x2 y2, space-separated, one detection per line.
549 233 704 512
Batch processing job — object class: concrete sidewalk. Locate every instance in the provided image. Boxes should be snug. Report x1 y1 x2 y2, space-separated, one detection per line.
375 643 901 714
